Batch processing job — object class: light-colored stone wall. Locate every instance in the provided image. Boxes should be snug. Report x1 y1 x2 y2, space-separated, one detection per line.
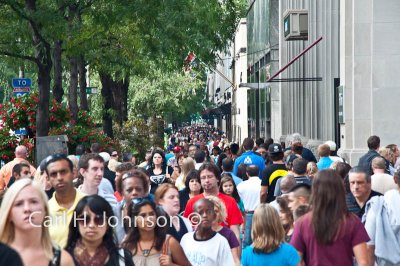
232 19 248 144
340 0 400 165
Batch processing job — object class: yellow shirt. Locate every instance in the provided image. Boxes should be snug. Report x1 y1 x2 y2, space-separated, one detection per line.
48 189 86 248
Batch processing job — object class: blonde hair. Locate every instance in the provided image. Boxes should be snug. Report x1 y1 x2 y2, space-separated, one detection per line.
67 155 79 171
307 162 318 178
205 196 227 224
252 203 285 253
181 157 195 184
379 147 393 161
0 179 53 260
33 165 47 189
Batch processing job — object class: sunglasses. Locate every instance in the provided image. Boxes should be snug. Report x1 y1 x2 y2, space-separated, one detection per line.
111 153 118 156
131 197 149 205
44 153 68 167
122 172 134 181
76 214 106 226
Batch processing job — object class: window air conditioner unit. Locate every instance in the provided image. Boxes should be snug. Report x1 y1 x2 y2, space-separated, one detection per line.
283 10 308 41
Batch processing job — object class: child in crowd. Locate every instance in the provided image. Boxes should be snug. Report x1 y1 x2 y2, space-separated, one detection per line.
180 198 234 266
207 196 241 266
241 204 300 266
293 204 310 222
219 174 245 214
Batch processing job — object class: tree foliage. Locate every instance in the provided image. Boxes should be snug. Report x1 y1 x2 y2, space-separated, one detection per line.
128 66 205 121
0 0 247 144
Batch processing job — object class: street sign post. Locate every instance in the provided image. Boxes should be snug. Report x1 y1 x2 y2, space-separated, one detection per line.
86 87 97 94
12 78 31 88
12 78 32 96
13 87 31 97
14 128 27 135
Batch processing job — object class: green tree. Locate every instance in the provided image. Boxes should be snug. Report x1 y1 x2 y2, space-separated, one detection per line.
128 67 206 121
0 0 66 136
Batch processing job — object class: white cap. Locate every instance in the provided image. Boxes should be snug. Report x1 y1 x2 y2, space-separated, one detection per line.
325 140 337 151
99 152 110 162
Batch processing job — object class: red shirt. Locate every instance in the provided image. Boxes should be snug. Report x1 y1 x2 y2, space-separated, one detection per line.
114 191 123 202
183 192 243 226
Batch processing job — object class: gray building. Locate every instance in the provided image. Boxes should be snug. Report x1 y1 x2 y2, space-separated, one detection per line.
210 0 400 165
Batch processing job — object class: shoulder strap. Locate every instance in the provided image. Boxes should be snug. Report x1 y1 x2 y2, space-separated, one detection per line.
118 249 125 266
162 235 171 255
50 246 61 266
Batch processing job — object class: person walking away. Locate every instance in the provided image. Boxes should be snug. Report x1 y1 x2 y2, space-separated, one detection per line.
241 203 299 266
290 169 371 266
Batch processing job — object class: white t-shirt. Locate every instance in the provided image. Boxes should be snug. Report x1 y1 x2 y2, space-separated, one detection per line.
371 173 397 194
237 176 261 211
180 232 234 266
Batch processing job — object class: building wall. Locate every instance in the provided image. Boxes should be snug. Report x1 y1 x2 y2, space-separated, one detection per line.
246 0 279 140
340 0 400 165
278 0 340 144
232 19 248 144
205 48 234 137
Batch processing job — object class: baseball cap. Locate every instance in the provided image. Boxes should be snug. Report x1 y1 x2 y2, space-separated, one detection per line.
325 140 337 151
99 152 110 163
268 143 283 154
172 146 181 153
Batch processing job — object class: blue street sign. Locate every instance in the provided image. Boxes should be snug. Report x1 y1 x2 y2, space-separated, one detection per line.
12 78 32 88
14 92 30 97
15 128 27 135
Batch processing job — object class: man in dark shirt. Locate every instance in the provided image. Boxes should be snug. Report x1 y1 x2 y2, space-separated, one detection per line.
292 158 312 185
260 143 288 203
358 135 389 176
285 133 317 163
274 158 312 196
346 166 382 218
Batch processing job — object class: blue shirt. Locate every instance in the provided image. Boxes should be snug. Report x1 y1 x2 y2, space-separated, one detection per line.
222 171 242 186
233 151 265 178
241 244 300 266
317 156 334 170
165 153 174 162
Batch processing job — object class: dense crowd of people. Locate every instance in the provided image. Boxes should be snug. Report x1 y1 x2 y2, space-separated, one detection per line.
0 125 399 266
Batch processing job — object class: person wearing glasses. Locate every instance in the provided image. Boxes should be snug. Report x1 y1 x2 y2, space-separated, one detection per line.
122 199 191 266
66 195 134 266
0 179 74 265
114 169 153 243
183 163 243 243
108 150 121 172
46 154 86 248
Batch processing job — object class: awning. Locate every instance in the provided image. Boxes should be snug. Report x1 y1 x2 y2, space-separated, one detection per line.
202 103 231 119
